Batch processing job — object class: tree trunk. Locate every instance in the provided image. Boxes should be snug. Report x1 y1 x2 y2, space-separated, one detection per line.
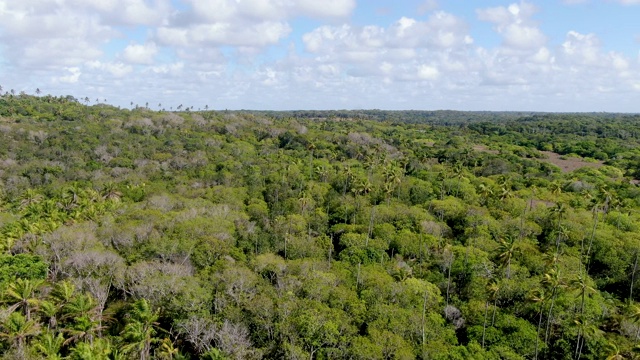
585 209 599 270
492 296 498 326
446 262 452 306
482 300 489 349
535 304 544 360
631 252 639 301
545 287 557 345
422 290 429 348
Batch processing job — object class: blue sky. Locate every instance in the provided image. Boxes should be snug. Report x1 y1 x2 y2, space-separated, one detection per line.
1 0 639 112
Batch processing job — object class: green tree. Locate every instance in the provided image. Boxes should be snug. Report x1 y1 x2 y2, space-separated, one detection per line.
495 234 518 279
0 311 41 357
33 330 65 359
3 278 45 321
121 299 159 360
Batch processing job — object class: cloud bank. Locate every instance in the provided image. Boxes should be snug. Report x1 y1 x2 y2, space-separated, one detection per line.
0 0 638 112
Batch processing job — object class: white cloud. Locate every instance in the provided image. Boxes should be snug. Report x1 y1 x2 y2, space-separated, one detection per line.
69 0 172 26
149 62 184 76
53 67 82 84
303 11 472 56
157 21 291 48
1 0 639 112
502 23 546 50
561 31 601 65
609 54 630 72
86 61 133 77
185 0 355 22
154 0 334 50
122 42 159 64
417 65 440 80
0 1 116 68
295 0 356 18
477 2 546 51
531 47 552 63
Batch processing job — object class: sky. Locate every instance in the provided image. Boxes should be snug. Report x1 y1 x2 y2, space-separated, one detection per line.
0 0 639 112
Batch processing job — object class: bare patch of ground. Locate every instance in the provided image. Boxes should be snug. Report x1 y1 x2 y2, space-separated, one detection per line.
539 151 603 173
529 199 556 209
473 144 603 173
472 145 499 154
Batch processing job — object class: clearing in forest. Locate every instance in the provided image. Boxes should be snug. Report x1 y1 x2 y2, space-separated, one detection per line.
538 151 603 173
473 145 603 173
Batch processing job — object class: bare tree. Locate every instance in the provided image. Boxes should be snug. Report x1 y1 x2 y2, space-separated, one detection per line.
216 320 253 360
177 316 216 354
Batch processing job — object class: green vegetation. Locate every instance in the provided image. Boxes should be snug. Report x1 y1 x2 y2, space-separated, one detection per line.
2 92 640 358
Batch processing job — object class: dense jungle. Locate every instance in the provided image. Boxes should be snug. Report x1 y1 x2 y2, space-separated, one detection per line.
2 93 640 359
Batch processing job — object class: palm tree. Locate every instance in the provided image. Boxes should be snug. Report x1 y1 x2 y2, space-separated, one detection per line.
33 330 64 359
478 183 494 206
584 196 600 266
553 224 570 258
605 342 626 360
627 304 640 340
597 184 612 215
549 202 567 255
436 170 449 200
573 315 601 360
481 293 490 349
631 252 640 302
38 300 59 331
487 279 500 326
68 337 115 360
0 312 41 356
452 161 466 197
527 184 538 212
529 288 547 360
499 186 514 201
62 293 98 321
550 181 563 197
496 234 518 279
443 246 455 306
101 182 122 202
298 191 313 216
61 183 85 211
121 299 159 360
570 274 596 317
19 188 44 210
542 268 565 345
315 166 329 183
51 281 76 307
355 178 373 196
570 274 597 359
3 278 45 321
157 337 179 359
383 164 402 200
482 279 500 348
63 313 103 348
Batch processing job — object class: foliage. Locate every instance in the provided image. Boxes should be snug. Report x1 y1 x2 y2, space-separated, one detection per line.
1 93 640 358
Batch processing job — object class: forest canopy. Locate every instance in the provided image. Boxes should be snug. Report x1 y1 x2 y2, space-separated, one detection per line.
1 93 640 359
